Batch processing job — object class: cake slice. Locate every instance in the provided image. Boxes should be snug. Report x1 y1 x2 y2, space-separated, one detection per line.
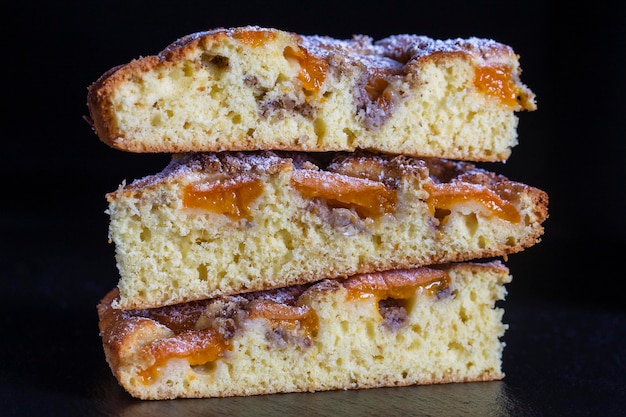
86 26 535 162
98 261 512 400
105 151 547 309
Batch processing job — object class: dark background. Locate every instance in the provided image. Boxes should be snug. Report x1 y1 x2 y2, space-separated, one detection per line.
2 1 625 416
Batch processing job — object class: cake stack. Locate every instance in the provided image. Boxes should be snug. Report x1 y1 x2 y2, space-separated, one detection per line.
87 26 548 400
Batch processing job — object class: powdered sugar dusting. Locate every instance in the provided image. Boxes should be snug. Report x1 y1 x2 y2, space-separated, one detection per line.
298 31 512 69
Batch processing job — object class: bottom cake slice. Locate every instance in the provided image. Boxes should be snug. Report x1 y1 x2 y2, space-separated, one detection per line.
97 261 512 400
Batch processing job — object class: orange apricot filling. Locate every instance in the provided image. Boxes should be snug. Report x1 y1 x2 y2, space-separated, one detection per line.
138 299 319 384
138 329 228 384
365 76 393 110
248 299 319 338
283 46 328 93
137 269 449 385
365 77 389 101
364 65 404 110
232 28 277 47
344 268 451 302
291 170 397 218
424 181 521 223
182 177 264 219
474 65 520 107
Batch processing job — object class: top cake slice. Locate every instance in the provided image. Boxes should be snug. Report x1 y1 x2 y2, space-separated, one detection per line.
86 26 536 162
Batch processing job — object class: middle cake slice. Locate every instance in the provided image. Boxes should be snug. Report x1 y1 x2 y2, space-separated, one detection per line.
106 151 548 309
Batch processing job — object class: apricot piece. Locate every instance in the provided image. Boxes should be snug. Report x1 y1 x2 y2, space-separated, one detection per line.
344 268 451 301
183 177 264 219
291 169 397 218
424 181 520 223
248 299 319 338
283 46 328 93
474 65 519 107
139 329 228 384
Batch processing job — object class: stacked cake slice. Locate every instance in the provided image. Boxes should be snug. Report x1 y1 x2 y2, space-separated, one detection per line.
87 26 548 400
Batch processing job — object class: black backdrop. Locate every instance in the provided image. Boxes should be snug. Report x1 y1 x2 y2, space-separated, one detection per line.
2 1 625 415
5 0 624 309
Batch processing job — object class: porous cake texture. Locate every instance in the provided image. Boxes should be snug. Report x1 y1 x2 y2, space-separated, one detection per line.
87 26 536 162
105 151 547 309
89 26 548 401
97 261 512 400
